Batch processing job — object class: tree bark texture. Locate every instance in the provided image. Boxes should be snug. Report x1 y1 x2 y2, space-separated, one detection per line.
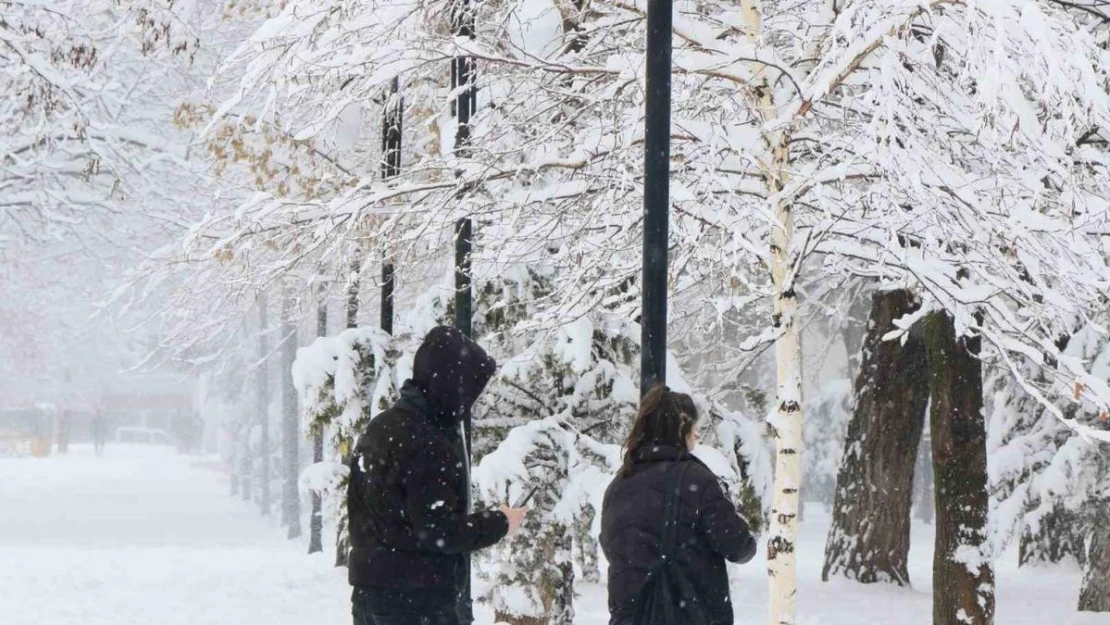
823 289 928 586
765 155 802 625
925 312 994 625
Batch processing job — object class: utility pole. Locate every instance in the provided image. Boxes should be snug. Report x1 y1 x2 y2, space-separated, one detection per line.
451 0 477 621
640 0 672 393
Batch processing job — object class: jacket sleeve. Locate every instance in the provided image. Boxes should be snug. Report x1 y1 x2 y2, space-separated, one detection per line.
400 443 509 555
695 471 758 564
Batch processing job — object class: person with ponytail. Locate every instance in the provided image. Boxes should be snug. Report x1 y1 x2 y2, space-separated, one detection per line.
600 384 757 625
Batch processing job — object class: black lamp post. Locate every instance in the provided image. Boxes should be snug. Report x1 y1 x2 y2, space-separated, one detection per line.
451 1 478 622
640 0 672 394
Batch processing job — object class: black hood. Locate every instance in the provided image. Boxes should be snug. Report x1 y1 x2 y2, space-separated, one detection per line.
408 326 497 427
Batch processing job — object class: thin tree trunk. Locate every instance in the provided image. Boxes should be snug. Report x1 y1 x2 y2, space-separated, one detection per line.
309 296 326 555
766 203 803 625
738 0 800 620
229 422 240 497
925 312 994 625
258 293 271 517
762 143 802 625
282 294 301 539
1079 500 1110 612
823 289 928 586
240 425 252 502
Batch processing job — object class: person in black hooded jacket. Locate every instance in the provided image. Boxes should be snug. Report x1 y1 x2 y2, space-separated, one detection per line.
601 385 758 625
347 326 528 625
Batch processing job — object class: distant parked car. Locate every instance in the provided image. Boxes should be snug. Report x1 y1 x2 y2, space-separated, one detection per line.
115 427 173 445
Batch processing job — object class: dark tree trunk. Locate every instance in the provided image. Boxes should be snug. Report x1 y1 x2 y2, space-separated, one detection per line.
822 289 928 586
1079 501 1110 612
1019 504 1086 567
309 296 326 555
925 311 994 625
258 294 271 517
281 295 301 539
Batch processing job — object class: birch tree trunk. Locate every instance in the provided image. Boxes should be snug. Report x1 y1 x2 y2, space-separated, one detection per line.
763 130 802 625
766 178 803 625
924 311 994 625
739 0 802 617
822 289 928 585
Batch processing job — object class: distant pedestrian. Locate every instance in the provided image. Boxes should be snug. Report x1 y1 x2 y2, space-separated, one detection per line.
346 326 529 625
91 410 108 457
601 384 758 625
57 410 70 454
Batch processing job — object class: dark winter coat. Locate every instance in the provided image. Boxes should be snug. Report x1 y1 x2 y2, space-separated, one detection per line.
347 326 508 601
600 445 758 625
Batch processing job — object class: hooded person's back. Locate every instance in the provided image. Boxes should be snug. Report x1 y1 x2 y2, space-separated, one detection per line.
346 327 508 618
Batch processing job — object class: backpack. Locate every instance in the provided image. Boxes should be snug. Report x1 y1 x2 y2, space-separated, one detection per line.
631 462 711 625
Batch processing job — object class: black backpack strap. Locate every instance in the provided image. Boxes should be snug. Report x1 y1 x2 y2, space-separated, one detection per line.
660 461 693 563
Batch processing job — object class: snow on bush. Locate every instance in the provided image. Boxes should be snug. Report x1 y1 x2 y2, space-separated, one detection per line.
291 326 402 450
988 321 1110 569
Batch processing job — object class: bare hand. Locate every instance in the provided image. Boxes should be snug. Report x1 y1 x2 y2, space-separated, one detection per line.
499 505 528 536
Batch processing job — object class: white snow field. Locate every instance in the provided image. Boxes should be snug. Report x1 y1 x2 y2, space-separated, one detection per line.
0 445 1102 625
0 445 349 625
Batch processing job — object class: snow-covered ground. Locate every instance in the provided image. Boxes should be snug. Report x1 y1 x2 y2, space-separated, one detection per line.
0 445 1101 625
0 445 348 625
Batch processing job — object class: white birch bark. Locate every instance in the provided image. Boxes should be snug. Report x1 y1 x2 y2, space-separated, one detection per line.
740 1 803 623
765 165 803 625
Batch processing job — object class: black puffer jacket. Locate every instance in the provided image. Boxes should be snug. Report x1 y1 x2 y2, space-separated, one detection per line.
347 327 508 597
600 445 758 625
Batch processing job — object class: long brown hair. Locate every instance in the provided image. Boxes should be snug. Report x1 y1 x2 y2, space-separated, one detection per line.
619 384 699 477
